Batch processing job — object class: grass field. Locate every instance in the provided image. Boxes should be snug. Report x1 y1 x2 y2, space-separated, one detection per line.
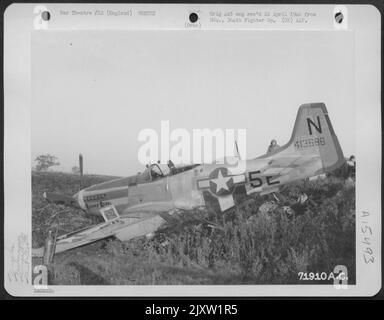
32 171 355 285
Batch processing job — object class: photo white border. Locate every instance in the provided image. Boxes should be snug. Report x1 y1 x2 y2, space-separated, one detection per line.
3 3 381 296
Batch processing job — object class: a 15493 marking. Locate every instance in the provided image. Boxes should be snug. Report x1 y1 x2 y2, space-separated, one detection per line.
361 211 374 264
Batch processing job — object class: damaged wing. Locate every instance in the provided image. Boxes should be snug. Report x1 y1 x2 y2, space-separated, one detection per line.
32 209 169 258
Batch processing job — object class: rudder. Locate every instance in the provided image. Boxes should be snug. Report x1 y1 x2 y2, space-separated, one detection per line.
265 103 345 173
290 103 345 171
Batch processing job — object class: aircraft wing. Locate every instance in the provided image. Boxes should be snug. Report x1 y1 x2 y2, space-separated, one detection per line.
122 201 175 215
32 211 170 258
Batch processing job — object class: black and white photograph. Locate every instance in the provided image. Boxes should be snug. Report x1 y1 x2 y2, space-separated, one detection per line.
3 3 381 297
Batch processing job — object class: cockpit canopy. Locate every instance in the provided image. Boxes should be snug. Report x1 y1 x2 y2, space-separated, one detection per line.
128 163 200 186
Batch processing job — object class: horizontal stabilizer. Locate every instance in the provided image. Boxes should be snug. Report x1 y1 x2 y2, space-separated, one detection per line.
43 192 79 208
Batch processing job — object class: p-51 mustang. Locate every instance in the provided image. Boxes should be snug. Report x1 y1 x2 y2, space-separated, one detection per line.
33 103 345 258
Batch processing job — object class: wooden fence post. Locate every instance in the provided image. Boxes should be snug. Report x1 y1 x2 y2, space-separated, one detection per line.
79 153 83 189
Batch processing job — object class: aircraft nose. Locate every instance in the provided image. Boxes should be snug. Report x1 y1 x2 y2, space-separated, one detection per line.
74 189 87 210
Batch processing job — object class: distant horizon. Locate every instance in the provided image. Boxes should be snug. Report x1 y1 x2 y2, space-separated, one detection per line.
31 152 354 178
31 167 121 178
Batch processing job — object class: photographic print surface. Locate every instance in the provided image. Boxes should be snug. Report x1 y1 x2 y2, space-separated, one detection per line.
30 29 356 286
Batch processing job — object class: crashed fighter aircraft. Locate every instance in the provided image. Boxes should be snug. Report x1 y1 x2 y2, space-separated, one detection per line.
33 103 345 258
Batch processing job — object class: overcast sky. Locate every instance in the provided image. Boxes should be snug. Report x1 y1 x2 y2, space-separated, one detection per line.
32 30 355 176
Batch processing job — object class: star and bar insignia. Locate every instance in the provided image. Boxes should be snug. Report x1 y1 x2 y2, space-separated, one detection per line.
197 167 247 212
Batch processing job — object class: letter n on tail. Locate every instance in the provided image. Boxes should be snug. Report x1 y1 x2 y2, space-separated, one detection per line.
307 116 322 135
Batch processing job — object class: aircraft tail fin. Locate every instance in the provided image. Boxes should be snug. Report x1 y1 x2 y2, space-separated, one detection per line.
268 103 345 172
